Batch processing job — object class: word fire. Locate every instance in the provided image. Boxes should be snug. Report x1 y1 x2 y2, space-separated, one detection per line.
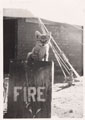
14 86 46 102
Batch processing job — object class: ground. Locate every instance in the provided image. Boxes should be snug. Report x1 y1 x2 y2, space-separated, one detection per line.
52 80 83 118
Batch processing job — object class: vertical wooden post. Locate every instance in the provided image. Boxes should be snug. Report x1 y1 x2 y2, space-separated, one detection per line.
6 60 54 118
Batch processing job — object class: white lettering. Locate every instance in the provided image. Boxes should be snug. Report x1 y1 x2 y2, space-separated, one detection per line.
28 87 36 102
37 87 46 102
14 87 22 102
13 86 46 102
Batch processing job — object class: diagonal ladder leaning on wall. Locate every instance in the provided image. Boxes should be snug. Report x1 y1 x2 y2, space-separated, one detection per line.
38 18 80 79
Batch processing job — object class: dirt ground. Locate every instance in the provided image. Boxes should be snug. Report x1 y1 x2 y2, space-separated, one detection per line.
52 80 83 118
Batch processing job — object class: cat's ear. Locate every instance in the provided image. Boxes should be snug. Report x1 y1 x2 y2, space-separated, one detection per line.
35 31 41 40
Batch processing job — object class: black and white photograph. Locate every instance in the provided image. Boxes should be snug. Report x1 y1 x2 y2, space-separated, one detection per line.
1 0 85 119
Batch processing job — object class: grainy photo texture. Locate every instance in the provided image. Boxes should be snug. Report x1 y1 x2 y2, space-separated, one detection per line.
3 8 83 118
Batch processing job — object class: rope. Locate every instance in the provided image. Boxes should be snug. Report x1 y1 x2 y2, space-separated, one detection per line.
38 18 62 52
50 43 67 78
39 18 69 77
38 18 47 34
38 18 80 78
52 44 70 71
52 44 70 75
39 18 70 75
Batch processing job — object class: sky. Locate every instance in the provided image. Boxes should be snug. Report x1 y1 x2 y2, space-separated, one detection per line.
1 0 85 25
27 0 85 25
